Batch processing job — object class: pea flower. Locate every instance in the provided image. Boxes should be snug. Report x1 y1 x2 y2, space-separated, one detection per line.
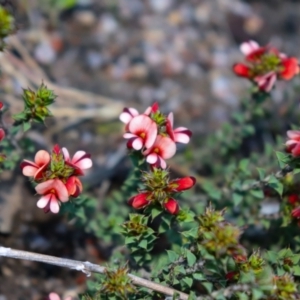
62 147 92 175
285 130 300 156
166 112 192 144
20 150 50 179
233 40 299 92
36 179 69 213
123 115 157 150
143 135 176 169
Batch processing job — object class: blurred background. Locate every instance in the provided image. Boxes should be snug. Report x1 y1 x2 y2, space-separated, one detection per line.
1 0 300 299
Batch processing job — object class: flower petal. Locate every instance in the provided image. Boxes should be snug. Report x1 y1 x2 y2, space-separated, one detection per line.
37 194 51 209
240 40 259 56
21 164 38 177
131 193 151 209
132 137 143 150
169 177 196 192
280 57 299 80
48 293 61 300
287 130 300 140
146 153 158 164
35 150 50 166
62 147 70 161
35 179 55 195
54 179 69 202
50 197 60 214
233 64 250 77
156 136 176 159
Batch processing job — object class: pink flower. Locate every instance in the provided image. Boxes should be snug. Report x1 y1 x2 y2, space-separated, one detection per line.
35 179 69 213
124 115 157 150
166 113 192 144
119 107 139 125
47 293 73 300
65 176 83 197
168 176 196 192
286 130 300 156
254 72 277 92
62 147 92 175
128 192 151 209
20 150 50 179
143 135 176 169
164 198 179 214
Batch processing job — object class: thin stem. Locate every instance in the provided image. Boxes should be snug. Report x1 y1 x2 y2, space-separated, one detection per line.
0 246 189 300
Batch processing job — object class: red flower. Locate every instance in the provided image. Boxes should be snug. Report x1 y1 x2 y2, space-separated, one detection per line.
285 130 300 156
288 194 299 205
143 135 176 169
166 113 192 144
280 57 299 80
164 198 179 214
65 176 83 197
35 179 69 213
119 107 139 127
292 207 300 219
20 150 50 179
168 176 196 192
0 128 5 142
124 115 158 150
62 147 92 175
128 192 151 209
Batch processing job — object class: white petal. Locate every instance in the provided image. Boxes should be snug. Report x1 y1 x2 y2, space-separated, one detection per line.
174 133 190 144
132 138 143 150
240 40 259 56
50 198 60 213
37 195 50 209
146 153 158 164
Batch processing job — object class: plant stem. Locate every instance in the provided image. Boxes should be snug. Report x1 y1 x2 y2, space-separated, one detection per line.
0 246 189 300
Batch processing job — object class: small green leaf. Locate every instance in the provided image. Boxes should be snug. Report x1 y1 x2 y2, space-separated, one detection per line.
275 151 289 168
233 193 243 206
257 168 265 180
268 175 283 196
250 189 264 199
183 277 193 288
23 122 31 132
186 250 197 267
138 239 148 249
167 250 179 263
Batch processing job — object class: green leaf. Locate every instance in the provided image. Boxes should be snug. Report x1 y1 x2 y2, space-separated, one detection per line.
167 250 179 263
275 151 289 168
192 273 204 280
239 159 249 173
138 239 148 249
183 277 193 288
186 250 197 267
293 265 300 276
268 175 283 196
201 281 213 293
151 207 162 220
23 122 31 132
250 189 264 199
265 251 278 263
233 193 243 206
257 168 265 180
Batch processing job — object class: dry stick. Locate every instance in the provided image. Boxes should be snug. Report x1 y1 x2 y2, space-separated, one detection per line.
0 246 189 300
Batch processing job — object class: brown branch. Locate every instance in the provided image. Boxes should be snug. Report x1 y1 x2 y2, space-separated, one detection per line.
0 246 189 300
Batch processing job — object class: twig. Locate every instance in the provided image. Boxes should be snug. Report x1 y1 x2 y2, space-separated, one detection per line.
0 246 189 300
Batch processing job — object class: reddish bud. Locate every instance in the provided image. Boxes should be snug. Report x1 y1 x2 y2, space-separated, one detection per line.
280 57 299 80
129 193 151 209
164 198 179 214
53 144 61 155
168 176 196 192
233 64 250 77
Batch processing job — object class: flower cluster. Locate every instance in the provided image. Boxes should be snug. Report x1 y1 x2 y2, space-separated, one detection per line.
233 40 299 92
120 103 191 169
21 145 92 213
129 168 195 214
